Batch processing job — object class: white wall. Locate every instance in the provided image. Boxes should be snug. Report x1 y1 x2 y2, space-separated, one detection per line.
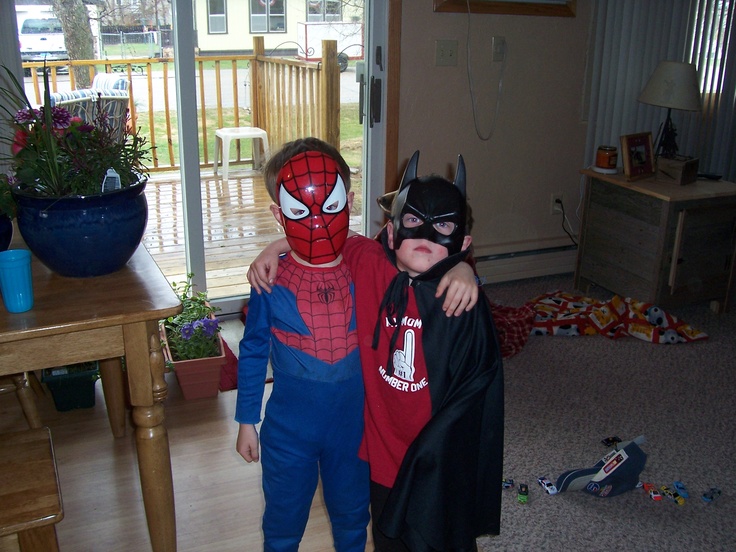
398 0 592 281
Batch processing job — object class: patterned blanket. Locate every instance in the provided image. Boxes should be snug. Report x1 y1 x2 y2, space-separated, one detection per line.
529 291 708 344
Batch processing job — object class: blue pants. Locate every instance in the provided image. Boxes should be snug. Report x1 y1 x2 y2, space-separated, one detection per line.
260 370 369 552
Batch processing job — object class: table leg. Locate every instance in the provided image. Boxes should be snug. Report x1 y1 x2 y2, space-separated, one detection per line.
126 323 177 552
99 357 127 438
12 372 43 429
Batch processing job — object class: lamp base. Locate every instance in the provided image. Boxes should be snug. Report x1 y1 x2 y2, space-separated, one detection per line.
656 156 699 185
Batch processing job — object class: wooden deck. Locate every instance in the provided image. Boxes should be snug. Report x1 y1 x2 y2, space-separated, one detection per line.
142 167 364 301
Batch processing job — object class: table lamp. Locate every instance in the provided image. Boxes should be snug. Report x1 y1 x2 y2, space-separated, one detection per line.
638 60 701 159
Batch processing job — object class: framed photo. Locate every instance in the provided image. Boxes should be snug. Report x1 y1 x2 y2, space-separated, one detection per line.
620 132 655 181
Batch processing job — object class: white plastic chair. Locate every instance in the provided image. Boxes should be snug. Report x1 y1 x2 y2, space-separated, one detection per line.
213 127 270 180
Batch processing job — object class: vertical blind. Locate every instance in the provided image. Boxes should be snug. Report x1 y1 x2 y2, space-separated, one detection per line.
686 0 736 179
584 0 735 181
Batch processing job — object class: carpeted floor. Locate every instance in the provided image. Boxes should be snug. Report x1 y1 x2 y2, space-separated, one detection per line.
221 273 735 551
476 274 735 551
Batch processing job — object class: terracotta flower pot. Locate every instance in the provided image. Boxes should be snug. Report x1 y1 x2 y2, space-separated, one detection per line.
159 323 225 400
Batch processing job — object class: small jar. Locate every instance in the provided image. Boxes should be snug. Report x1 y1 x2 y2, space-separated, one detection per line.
596 146 618 168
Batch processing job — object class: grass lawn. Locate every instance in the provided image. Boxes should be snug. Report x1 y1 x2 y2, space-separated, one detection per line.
140 103 363 169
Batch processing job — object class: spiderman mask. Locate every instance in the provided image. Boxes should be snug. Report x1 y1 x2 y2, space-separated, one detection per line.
276 151 350 265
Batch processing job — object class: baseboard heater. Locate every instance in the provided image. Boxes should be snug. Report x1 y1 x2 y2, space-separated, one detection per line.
474 244 578 284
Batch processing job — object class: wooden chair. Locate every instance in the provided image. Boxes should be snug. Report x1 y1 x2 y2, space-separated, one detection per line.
0 373 43 429
0 428 64 552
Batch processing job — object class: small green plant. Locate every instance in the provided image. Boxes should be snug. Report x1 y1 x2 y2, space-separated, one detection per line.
162 274 221 363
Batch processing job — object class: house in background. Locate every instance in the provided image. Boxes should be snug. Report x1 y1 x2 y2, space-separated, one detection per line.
194 0 364 60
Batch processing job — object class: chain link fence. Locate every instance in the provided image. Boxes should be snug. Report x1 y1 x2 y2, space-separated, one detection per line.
100 30 173 59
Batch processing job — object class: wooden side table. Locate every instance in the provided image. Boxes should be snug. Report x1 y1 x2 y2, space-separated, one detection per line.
0 241 182 552
575 169 736 312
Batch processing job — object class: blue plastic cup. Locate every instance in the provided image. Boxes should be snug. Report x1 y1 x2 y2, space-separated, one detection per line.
0 249 34 313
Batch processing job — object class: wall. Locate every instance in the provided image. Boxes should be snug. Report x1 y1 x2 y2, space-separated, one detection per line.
398 0 592 282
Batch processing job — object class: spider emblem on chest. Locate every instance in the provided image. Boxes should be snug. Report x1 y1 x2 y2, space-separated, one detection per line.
316 284 336 304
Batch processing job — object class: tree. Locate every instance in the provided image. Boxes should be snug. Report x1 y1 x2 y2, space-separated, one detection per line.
49 0 95 87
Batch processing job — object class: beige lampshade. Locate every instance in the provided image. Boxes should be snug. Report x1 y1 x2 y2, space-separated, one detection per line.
638 61 702 111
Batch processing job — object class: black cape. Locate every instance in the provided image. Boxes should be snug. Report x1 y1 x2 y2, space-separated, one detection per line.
375 231 504 551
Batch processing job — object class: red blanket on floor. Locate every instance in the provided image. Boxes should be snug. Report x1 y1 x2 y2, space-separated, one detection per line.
529 291 708 344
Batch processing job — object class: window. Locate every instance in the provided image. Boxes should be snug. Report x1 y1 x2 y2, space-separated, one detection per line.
688 0 734 93
686 0 735 179
208 0 227 34
250 0 286 33
307 0 342 22
20 18 63 34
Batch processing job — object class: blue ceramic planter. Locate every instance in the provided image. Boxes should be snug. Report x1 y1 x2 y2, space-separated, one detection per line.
13 180 148 278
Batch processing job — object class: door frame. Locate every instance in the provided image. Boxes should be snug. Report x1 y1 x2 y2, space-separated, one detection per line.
170 0 402 313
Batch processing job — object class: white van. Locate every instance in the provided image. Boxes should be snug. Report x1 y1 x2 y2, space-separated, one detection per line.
18 16 69 70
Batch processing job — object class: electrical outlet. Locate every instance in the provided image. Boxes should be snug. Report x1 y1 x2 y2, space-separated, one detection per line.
435 39 458 67
492 36 506 62
550 193 563 215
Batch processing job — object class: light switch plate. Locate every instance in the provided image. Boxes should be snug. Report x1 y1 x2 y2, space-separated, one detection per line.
435 39 458 66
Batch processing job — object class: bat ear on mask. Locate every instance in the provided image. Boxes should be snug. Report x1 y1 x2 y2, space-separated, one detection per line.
399 150 465 197
399 150 420 191
376 190 397 214
454 154 466 198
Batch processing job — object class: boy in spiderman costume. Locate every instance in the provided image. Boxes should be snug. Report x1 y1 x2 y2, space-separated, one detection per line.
249 150 503 552
235 138 368 551
235 139 478 551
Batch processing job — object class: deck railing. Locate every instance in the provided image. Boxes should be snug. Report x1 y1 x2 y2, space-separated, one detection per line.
22 37 340 173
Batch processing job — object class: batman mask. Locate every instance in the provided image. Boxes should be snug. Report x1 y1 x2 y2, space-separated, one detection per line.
390 151 467 256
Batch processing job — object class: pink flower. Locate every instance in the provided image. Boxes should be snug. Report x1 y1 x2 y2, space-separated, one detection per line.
11 129 28 155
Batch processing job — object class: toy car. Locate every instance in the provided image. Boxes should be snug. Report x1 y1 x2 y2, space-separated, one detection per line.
517 483 529 504
601 436 622 447
660 485 685 505
502 478 515 490
702 487 721 503
537 476 558 495
673 481 689 498
642 482 662 501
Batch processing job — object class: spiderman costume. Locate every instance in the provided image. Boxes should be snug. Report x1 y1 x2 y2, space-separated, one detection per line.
235 149 369 552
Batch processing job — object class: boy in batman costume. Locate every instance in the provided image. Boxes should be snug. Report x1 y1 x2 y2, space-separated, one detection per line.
249 151 504 551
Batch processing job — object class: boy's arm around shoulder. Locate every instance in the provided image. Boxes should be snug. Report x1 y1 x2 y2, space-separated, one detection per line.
247 238 288 293
247 231 367 293
437 260 479 317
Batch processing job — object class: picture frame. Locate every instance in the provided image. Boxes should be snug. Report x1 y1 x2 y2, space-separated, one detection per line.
620 132 656 181
433 0 576 17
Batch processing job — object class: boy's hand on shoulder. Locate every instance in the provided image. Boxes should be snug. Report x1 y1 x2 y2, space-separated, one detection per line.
236 424 260 463
248 238 289 294
437 261 479 316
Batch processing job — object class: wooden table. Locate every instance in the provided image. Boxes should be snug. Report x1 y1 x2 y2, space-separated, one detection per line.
0 239 182 552
575 169 736 312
